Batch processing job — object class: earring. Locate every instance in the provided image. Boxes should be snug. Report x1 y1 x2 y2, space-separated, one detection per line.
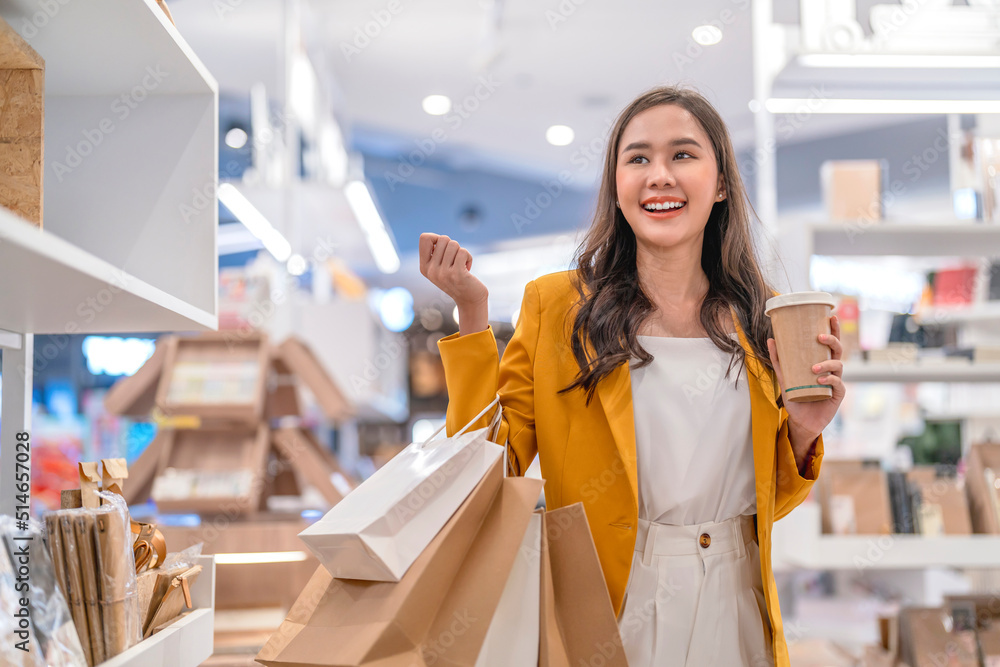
717 193 724 199
616 200 621 208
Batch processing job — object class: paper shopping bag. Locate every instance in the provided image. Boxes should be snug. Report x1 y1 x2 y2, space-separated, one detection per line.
472 512 542 667
299 400 503 582
257 458 504 666
257 462 544 667
540 504 628 667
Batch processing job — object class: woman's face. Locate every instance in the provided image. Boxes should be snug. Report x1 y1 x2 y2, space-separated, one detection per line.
615 104 724 251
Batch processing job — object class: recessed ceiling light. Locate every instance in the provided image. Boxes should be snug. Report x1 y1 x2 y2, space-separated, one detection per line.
422 95 452 116
546 125 574 146
225 127 248 149
692 25 723 46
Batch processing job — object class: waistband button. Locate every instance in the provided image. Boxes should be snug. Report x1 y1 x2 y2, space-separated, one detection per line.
699 533 711 548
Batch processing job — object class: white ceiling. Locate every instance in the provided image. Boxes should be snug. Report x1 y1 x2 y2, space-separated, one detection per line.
168 0 921 187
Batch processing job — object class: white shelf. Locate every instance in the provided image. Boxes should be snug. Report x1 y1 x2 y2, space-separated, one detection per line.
0 0 219 332
843 361 1000 383
0 208 215 333
914 302 1000 325
98 555 215 667
811 223 1000 257
773 504 1000 571
2 0 215 96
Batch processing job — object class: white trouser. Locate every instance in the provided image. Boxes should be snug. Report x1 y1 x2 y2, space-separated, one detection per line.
616 514 774 667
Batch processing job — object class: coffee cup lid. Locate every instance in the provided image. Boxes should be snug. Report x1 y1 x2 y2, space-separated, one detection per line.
765 291 836 316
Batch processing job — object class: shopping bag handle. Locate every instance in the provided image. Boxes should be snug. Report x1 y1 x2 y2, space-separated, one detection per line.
420 394 502 447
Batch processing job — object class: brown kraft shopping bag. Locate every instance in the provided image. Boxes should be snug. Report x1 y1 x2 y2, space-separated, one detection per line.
258 459 512 666
540 503 628 667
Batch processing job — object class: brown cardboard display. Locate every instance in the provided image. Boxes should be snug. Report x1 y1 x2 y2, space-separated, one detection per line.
103 339 169 417
122 431 168 506
966 442 1000 534
156 332 271 424
819 461 893 535
274 337 355 421
151 424 270 516
271 427 353 506
0 17 44 228
158 515 317 610
265 351 302 419
906 467 973 535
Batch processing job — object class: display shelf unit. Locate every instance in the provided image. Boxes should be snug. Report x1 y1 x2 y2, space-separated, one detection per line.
98 555 215 667
842 361 1000 383
0 0 219 329
809 223 1000 258
914 301 1000 326
0 0 218 585
772 504 1000 572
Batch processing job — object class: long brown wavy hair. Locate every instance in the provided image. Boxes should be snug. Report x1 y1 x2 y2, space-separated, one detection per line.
561 85 780 404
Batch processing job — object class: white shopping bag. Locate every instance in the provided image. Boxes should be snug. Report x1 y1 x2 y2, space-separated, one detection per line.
299 397 504 582
474 512 542 667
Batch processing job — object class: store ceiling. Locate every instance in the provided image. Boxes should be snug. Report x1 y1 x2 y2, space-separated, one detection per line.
169 0 920 186
168 0 968 310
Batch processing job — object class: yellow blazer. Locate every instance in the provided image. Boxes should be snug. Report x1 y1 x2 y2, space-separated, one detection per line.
438 270 823 666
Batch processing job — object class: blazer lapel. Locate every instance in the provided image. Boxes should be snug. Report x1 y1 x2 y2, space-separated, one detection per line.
596 361 639 507
594 306 781 514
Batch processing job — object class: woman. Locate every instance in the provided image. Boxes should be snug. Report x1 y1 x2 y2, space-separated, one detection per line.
418 85 844 667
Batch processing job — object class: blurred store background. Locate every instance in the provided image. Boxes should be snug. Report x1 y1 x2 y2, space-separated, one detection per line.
4 0 1000 665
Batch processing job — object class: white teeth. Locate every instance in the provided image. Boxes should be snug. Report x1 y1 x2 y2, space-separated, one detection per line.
643 202 684 211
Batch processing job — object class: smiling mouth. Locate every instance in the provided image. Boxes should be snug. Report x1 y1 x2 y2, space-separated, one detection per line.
642 202 686 212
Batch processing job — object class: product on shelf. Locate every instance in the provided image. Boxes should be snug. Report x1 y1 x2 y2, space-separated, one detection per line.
1 516 87 667
974 136 1000 223
907 466 973 535
45 492 142 665
764 291 836 403
819 460 893 535
0 17 44 228
151 425 270 517
932 265 978 306
833 294 861 362
820 159 884 222
157 333 271 424
965 442 1000 534
899 607 979 667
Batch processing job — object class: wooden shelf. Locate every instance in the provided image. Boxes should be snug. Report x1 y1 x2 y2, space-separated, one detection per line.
810 223 1000 257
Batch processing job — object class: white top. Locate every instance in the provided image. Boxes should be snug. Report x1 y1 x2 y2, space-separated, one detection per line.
630 332 757 525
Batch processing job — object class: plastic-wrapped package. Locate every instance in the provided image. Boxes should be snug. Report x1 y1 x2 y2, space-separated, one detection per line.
44 492 142 664
0 515 87 667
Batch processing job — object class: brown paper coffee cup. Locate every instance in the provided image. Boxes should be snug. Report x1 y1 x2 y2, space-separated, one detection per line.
765 291 836 403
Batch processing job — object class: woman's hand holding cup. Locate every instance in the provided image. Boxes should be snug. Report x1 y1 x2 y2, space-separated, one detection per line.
419 233 489 335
